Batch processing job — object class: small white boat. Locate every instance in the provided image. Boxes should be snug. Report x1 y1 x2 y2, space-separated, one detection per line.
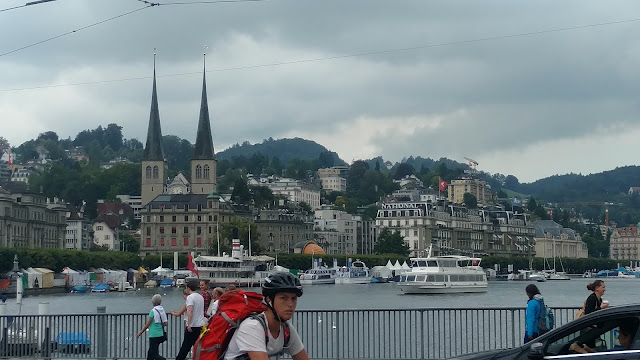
529 272 547 282
335 260 372 284
299 269 336 285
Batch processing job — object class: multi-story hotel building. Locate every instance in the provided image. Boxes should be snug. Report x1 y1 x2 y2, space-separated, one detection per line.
0 188 66 249
314 208 360 255
317 167 347 193
533 220 588 259
610 224 640 261
375 199 535 257
249 176 321 210
448 178 494 205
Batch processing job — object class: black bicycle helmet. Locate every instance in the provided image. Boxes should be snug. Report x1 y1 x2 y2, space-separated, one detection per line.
262 271 303 298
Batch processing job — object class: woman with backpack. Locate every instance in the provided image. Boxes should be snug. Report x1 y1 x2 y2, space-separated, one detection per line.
524 284 546 343
136 294 168 360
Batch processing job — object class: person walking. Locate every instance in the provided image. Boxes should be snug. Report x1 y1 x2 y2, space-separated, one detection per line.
137 294 168 360
199 280 212 318
206 287 224 317
584 280 609 315
524 284 545 343
171 282 206 360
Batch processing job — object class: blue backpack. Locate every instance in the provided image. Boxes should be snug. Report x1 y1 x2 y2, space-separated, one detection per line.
537 302 555 334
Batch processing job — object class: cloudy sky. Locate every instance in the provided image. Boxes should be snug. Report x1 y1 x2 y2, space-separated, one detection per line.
2 0 640 183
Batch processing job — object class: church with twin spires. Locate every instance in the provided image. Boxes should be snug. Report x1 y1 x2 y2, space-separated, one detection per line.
139 58 234 255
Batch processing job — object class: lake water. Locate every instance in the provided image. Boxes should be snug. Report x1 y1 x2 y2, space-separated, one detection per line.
3 278 638 315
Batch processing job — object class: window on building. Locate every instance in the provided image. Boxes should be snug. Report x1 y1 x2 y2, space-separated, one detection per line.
197 238 202 247
96 225 103 231
145 166 152 179
203 165 210 179
184 238 189 246
172 215 176 222
146 227 151 236
197 227 202 235
160 238 165 246
184 215 188 222
195 165 202 179
146 216 150 222
159 216 164 222
197 215 202 222
171 238 177 246
160 227 164 234
197 204 202 212
214 215 218 221
105 235 110 240
171 227 176 234
184 227 189 234
153 165 159 179
146 238 151 247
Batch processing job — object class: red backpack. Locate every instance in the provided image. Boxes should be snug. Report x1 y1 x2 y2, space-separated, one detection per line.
193 289 268 360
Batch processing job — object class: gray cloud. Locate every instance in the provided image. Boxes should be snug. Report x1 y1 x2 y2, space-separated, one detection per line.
2 0 640 183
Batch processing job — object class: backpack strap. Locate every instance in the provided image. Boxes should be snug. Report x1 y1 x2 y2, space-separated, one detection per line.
249 313 291 358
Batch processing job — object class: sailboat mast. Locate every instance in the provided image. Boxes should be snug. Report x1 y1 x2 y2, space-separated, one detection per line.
216 223 220 257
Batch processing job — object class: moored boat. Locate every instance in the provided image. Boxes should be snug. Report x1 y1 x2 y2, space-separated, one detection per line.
398 247 487 294
299 269 336 285
335 259 372 284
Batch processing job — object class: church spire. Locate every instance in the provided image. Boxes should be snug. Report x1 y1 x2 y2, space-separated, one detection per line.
143 52 165 161
193 52 215 160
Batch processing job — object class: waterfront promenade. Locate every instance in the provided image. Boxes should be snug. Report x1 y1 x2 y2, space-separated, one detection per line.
0 306 581 360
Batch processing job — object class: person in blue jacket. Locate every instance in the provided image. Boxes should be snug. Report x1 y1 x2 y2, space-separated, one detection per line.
525 284 545 343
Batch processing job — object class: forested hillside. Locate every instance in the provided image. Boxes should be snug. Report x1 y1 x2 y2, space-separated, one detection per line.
218 137 345 165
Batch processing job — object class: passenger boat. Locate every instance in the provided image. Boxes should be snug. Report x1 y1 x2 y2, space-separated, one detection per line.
299 269 336 285
398 247 488 294
335 259 372 284
193 238 274 287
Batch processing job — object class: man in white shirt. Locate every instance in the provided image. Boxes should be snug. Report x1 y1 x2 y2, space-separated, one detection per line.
171 282 206 360
224 272 310 360
206 287 224 317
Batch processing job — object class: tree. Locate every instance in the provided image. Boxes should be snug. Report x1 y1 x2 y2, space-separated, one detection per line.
298 201 313 216
0 136 9 149
37 131 59 142
393 163 415 180
374 228 409 256
527 197 538 212
120 232 140 253
231 178 251 204
318 151 335 168
504 175 520 190
104 123 124 151
218 217 263 255
463 193 478 209
346 160 369 194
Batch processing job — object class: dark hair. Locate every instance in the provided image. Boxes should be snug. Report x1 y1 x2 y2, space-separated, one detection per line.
187 282 198 291
525 284 541 299
587 280 604 292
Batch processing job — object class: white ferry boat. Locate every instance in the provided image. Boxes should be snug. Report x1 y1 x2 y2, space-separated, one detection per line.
335 259 372 285
299 269 336 285
193 238 274 287
398 250 488 294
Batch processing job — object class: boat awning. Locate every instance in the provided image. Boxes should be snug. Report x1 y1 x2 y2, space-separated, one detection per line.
194 256 241 263
250 255 275 262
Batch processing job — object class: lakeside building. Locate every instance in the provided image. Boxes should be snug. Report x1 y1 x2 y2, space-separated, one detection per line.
65 204 91 250
10 166 35 184
610 224 640 261
314 208 360 255
254 209 314 253
533 220 588 259
317 167 347 193
447 178 495 205
0 186 66 249
248 175 321 210
375 199 535 257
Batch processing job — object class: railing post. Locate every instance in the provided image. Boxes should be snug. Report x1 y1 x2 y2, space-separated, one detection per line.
39 303 51 360
335 311 341 360
420 310 425 360
510 309 516 348
97 306 107 360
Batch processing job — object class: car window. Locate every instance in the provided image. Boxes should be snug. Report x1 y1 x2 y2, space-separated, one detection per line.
545 317 639 356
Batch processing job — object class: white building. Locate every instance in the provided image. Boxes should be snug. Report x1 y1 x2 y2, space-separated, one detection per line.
317 168 347 193
533 220 588 259
314 208 358 254
249 176 321 209
65 204 91 250
92 214 120 250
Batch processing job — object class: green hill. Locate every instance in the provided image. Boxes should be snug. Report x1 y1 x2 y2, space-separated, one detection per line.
218 137 346 165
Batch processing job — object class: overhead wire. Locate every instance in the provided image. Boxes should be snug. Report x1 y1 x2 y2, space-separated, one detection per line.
0 0 57 13
2 16 640 92
0 5 154 58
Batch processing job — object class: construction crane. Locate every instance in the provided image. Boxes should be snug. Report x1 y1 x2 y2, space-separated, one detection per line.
556 201 623 227
463 157 479 177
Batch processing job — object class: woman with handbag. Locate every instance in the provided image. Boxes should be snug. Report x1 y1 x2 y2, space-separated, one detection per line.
137 294 168 360
584 280 609 315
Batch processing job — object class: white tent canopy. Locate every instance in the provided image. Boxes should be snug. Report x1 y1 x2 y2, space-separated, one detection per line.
385 260 393 269
22 267 43 288
151 266 173 276
401 261 410 270
391 260 402 270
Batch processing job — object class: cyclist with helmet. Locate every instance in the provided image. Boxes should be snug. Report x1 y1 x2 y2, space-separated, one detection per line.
223 272 310 360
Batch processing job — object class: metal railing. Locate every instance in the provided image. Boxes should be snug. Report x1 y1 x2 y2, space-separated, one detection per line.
0 307 581 359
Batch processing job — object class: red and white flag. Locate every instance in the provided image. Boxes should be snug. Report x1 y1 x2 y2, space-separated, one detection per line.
187 252 199 278
439 177 448 192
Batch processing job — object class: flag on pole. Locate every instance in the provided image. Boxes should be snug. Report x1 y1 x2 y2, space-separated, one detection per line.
439 178 448 192
7 153 13 166
187 252 199 278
